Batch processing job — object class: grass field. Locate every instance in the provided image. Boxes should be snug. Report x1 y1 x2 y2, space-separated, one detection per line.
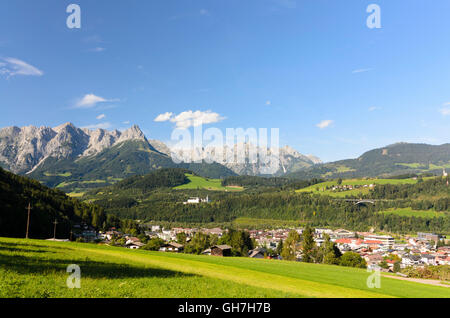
44 172 72 177
296 178 423 197
0 237 449 298
67 192 85 198
174 174 243 191
378 208 447 218
396 162 450 171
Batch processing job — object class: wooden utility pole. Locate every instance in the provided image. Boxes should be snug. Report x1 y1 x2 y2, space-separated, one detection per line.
25 203 32 239
53 219 58 239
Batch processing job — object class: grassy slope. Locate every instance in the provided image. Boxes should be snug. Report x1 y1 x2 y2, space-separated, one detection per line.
296 178 421 197
174 174 243 191
379 208 447 218
0 238 448 298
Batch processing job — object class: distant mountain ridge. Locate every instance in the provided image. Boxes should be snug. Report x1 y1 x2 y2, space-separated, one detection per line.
288 142 450 180
168 143 320 176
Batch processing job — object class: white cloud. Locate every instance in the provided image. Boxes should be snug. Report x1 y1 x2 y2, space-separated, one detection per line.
155 110 225 128
266 100 272 106
0 57 43 77
96 114 106 120
154 112 174 122
88 47 106 52
316 120 334 129
82 122 112 130
74 94 118 108
368 106 380 112
439 107 450 116
352 68 373 74
123 120 130 124
200 9 210 16
171 110 225 128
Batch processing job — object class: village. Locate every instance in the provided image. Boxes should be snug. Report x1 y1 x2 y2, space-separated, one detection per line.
73 223 450 273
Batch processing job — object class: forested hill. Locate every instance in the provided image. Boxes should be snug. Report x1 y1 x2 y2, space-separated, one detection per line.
288 143 450 180
85 172 450 234
113 168 190 191
0 167 105 239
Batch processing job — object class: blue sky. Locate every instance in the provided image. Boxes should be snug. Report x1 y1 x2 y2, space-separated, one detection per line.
1 0 450 162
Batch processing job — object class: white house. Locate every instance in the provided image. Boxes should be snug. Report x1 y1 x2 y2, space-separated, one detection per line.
365 235 395 248
183 196 210 204
126 242 145 249
420 254 437 265
401 255 422 267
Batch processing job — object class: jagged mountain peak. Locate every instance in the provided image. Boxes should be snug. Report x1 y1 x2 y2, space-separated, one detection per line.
53 122 78 133
0 122 154 173
118 124 146 141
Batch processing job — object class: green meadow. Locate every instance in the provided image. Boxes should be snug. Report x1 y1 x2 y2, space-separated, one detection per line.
378 208 447 218
174 174 243 191
44 172 72 177
296 178 421 197
0 237 448 298
396 162 450 171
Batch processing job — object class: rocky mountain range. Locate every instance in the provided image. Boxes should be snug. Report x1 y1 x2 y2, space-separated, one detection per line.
169 143 320 176
0 123 320 191
0 123 150 174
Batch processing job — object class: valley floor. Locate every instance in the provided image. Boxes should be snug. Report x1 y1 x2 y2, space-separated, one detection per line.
0 238 449 298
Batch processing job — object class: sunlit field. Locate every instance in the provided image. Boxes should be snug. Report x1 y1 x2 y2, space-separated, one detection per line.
0 238 448 298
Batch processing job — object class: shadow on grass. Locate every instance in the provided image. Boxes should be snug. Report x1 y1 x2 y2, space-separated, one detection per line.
0 241 72 251
0 252 194 279
0 244 56 254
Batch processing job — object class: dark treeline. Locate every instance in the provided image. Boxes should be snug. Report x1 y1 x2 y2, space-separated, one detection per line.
222 175 324 190
114 168 189 191
369 178 450 211
0 167 106 239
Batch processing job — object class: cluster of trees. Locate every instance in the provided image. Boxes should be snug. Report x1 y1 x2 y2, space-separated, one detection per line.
181 230 254 256
401 265 449 281
217 230 254 256
379 254 402 272
280 227 367 268
371 178 449 200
